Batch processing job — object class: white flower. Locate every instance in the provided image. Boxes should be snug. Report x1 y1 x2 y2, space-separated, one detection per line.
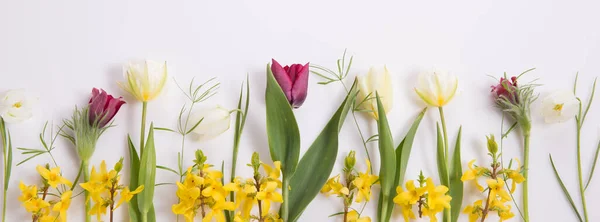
0 89 34 123
414 70 458 107
356 66 393 120
118 60 168 102
187 105 231 141
541 90 578 123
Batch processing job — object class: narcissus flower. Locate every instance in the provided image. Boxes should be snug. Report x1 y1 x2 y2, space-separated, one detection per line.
270 59 310 108
356 66 393 120
88 88 126 128
414 70 458 107
188 105 232 141
119 60 168 102
541 90 578 123
0 89 35 123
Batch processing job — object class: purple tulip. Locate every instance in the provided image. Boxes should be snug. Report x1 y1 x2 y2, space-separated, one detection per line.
271 59 309 108
88 88 126 128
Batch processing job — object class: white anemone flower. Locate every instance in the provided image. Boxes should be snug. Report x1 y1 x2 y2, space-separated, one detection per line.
187 105 232 141
0 89 35 123
541 90 578 123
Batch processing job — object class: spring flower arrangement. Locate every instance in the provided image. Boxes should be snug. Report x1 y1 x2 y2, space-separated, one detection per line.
1 50 599 222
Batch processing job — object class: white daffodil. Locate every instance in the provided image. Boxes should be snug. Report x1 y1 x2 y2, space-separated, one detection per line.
118 60 168 102
0 89 34 123
414 70 458 107
541 90 578 123
187 105 231 141
356 66 393 120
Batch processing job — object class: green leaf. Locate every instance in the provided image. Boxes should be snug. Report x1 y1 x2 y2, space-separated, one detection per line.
374 92 397 222
127 135 141 222
153 127 177 133
585 140 600 190
1 118 13 191
137 124 157 215
265 63 301 177
379 108 426 222
286 80 357 222
449 127 463 222
147 205 156 222
157 165 179 175
549 154 584 222
436 123 449 187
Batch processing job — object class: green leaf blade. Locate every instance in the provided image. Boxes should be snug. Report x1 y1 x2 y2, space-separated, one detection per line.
549 154 584 222
585 140 600 190
137 124 157 215
449 127 463 222
374 93 396 222
127 135 141 222
436 123 449 187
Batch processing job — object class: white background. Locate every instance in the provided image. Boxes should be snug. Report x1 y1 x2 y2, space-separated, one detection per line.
1 0 600 221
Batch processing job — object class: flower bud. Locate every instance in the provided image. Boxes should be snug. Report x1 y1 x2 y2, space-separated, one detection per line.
486 134 498 154
344 151 356 171
114 157 124 172
271 59 310 108
194 149 207 166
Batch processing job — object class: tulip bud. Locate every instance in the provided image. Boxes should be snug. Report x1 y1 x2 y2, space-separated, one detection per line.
270 59 310 108
88 88 126 128
486 134 498 155
188 105 231 141
356 66 393 120
114 157 124 172
344 151 356 172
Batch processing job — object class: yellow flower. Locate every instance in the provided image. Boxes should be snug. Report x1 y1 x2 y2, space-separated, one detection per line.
321 175 349 196
461 159 485 191
264 213 284 222
414 70 458 107
79 166 105 203
89 198 108 221
424 178 452 214
505 158 525 193
487 178 511 202
347 210 371 222
119 60 168 102
38 214 57 222
497 204 515 221
96 160 118 186
256 181 283 216
226 178 257 220
262 161 282 187
115 185 144 209
36 165 72 188
353 159 378 203
23 198 50 213
356 66 393 120
173 181 200 211
18 181 37 203
397 202 415 222
202 201 235 222
52 190 72 222
462 200 483 222
393 180 426 205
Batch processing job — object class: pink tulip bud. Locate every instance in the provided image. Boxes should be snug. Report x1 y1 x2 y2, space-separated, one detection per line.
88 88 126 128
271 59 309 108
491 76 518 104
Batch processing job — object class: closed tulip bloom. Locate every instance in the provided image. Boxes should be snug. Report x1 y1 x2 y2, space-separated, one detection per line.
187 105 231 141
356 66 393 120
88 88 126 128
0 89 35 123
270 59 309 108
541 90 578 123
414 70 458 107
119 60 168 102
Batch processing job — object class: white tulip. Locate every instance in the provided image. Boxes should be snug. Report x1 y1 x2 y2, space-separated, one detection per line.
187 105 231 141
118 60 168 102
541 90 578 123
0 89 34 123
414 70 458 107
356 66 393 120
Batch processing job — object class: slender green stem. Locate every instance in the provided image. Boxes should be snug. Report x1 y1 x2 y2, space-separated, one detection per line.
2 189 6 222
140 102 148 155
522 132 530 222
2 148 6 222
281 176 290 221
438 107 451 222
576 123 589 222
340 82 373 173
82 161 91 222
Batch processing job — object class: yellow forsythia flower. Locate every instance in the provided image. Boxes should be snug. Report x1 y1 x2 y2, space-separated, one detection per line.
347 210 371 222
321 175 349 196
353 159 378 203
256 181 283 217
115 185 144 209
36 165 72 188
23 198 49 213
486 178 511 202
461 159 486 191
505 158 525 193
18 182 37 203
393 180 426 205
52 191 72 222
462 199 483 222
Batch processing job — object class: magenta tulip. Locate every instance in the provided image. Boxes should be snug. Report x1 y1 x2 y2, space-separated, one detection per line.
271 59 309 108
88 88 126 128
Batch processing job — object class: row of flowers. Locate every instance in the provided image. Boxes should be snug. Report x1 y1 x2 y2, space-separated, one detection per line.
1 51 598 222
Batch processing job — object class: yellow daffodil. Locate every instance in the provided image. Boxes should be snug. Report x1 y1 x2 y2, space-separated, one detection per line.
36 165 72 188
321 175 349 196
487 178 511 202
505 158 525 193
347 210 371 222
256 181 283 216
462 200 483 222
52 190 72 222
414 70 458 107
393 180 426 205
353 159 378 203
18 182 37 203
424 178 452 215
356 66 393 120
461 159 486 191
115 185 144 209
23 198 49 213
119 60 168 102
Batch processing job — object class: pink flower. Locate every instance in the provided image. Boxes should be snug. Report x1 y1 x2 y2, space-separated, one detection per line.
491 76 518 103
271 59 309 108
88 88 126 128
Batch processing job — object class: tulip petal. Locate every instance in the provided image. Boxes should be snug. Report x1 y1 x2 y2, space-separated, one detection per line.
271 59 293 104
291 63 309 108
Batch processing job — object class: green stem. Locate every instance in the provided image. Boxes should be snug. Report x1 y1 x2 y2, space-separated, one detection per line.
438 107 451 222
82 161 91 222
576 123 589 222
2 189 6 222
281 176 290 221
141 213 148 222
522 132 530 222
340 82 373 174
140 102 148 155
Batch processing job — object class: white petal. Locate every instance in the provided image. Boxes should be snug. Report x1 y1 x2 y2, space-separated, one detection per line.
189 106 231 141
